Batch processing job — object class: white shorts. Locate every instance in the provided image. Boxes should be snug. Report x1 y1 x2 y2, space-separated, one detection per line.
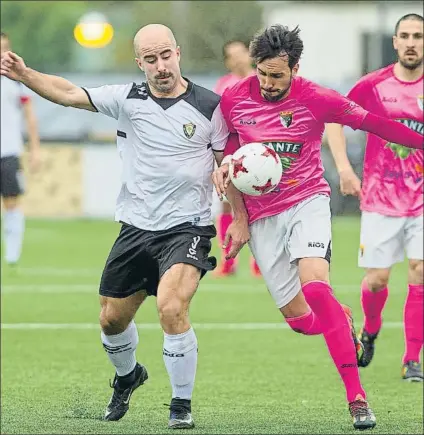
248 194 332 309
358 211 424 269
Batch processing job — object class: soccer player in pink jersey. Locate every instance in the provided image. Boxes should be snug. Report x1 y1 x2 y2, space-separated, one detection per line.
326 13 423 382
213 40 260 277
213 24 422 430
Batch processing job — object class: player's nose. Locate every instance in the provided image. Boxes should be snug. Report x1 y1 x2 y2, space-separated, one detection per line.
156 58 167 72
406 36 416 47
264 78 273 89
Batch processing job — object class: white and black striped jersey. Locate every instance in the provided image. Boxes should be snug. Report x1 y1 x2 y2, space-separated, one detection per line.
83 79 228 231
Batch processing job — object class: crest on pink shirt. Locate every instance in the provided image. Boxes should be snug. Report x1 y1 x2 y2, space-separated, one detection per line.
418 95 423 111
279 111 293 128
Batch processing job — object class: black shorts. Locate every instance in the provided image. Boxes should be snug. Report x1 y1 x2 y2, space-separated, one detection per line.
99 222 217 298
0 156 25 198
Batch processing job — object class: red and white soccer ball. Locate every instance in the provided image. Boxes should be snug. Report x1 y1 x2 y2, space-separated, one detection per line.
229 143 283 196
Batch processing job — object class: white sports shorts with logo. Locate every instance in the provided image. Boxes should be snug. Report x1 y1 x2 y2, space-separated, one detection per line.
248 194 332 309
358 211 424 268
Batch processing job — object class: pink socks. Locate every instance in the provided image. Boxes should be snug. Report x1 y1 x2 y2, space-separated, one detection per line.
302 281 366 402
403 284 423 364
360 280 389 335
286 310 322 335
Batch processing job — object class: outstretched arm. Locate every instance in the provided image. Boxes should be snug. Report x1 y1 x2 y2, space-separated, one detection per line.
315 87 423 150
360 112 422 150
1 51 95 111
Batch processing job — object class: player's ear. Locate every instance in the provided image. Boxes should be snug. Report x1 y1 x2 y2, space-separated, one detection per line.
135 58 144 71
392 35 397 51
291 64 299 77
176 46 181 62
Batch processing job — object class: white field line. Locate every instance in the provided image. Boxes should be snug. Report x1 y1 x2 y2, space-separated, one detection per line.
1 322 403 331
1 267 101 277
0 283 366 294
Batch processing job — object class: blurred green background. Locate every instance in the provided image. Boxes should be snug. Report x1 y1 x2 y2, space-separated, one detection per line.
1 0 263 74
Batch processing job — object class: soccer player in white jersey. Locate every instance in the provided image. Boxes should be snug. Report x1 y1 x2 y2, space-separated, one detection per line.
1 24 229 429
1 32 40 266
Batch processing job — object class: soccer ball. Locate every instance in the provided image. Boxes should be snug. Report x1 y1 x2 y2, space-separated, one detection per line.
229 143 283 196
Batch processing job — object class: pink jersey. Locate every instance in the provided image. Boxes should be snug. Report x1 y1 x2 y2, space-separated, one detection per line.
214 73 252 96
347 64 423 217
221 75 369 224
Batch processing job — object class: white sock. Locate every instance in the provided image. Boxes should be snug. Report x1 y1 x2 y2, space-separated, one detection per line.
4 209 25 264
163 327 198 400
101 321 139 376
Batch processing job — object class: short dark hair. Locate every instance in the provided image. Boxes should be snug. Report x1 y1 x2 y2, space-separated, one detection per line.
249 25 303 69
394 13 423 35
0 31 8 38
222 40 248 59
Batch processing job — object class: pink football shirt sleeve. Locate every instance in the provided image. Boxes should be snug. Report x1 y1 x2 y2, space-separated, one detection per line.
220 89 241 156
220 89 237 134
346 79 373 109
214 77 225 95
309 87 368 130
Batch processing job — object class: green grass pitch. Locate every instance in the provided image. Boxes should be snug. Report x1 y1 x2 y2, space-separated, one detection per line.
1 217 423 434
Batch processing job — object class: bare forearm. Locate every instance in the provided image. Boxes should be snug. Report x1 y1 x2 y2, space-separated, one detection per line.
225 183 249 221
325 123 353 173
21 68 92 110
214 151 224 167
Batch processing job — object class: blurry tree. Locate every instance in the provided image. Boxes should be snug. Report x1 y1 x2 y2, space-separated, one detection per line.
106 1 177 71
1 1 89 72
87 0 264 73
1 1 264 74
183 1 264 73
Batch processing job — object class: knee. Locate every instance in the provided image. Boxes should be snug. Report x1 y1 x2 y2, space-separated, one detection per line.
365 270 390 292
298 258 330 286
99 303 130 335
157 298 186 331
287 323 305 334
409 260 424 285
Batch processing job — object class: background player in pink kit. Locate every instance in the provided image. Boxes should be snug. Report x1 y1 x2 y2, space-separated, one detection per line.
213 40 260 277
213 25 423 430
326 14 423 382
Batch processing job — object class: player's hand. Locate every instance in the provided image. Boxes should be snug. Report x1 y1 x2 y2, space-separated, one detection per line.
339 168 361 197
223 217 250 260
212 163 231 200
0 51 28 82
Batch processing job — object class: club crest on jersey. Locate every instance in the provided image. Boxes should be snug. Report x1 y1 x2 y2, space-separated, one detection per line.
183 123 196 139
418 95 423 111
279 111 293 128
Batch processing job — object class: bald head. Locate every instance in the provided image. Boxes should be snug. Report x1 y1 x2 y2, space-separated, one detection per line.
134 24 177 58
133 23 183 97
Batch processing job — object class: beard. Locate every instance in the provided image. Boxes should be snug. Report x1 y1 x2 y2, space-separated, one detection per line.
151 73 176 94
262 85 291 101
399 57 423 70
261 74 292 102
